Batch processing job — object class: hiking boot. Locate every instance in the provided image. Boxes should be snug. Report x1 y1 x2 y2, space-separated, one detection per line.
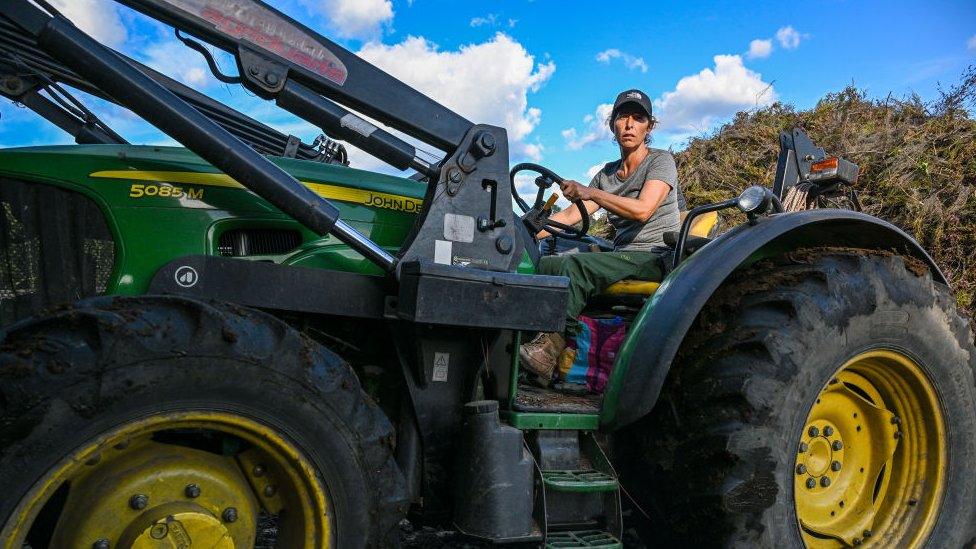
519 332 565 380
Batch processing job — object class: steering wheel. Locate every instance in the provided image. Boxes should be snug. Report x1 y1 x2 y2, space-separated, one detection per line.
510 163 590 240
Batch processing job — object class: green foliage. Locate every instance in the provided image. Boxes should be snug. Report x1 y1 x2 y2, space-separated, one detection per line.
673 68 976 318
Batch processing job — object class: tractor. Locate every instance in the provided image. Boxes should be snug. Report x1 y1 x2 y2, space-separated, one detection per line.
0 1 974 547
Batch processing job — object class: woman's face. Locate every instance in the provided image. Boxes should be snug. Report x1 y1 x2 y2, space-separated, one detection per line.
613 106 651 149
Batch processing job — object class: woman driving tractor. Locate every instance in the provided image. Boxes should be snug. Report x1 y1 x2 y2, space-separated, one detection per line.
520 88 682 380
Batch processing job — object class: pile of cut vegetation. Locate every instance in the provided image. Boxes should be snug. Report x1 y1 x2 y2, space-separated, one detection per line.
674 68 976 318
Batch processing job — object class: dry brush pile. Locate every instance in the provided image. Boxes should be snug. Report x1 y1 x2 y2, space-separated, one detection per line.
673 68 976 318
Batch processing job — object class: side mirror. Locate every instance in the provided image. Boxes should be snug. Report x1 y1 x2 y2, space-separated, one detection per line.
736 185 784 218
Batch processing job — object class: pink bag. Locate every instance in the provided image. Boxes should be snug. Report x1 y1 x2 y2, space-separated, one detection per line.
560 315 628 394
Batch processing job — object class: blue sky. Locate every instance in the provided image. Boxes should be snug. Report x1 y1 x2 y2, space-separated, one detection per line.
2 0 974 193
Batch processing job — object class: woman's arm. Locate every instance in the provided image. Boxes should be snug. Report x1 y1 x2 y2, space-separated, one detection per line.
560 179 670 223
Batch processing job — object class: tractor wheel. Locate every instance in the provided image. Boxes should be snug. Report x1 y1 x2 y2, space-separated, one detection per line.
0 296 406 548
616 249 976 547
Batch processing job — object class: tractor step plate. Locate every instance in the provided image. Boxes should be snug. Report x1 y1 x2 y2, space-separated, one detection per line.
545 530 622 548
542 470 618 492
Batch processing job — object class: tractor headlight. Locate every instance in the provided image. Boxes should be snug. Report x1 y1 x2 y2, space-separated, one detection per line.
736 185 771 215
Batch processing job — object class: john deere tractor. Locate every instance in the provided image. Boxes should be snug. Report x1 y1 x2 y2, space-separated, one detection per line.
1 1 973 547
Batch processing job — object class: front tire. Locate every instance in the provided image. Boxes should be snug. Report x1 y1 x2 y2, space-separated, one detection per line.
0 296 407 548
616 249 976 547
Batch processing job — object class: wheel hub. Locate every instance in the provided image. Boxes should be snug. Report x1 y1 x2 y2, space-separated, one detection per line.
794 350 946 548
3 411 333 549
803 433 835 477
49 440 259 548
128 503 234 548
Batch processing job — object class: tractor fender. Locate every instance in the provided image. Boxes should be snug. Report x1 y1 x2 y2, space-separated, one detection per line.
600 209 945 431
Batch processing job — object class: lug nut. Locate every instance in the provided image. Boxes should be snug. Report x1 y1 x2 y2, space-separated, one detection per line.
831 461 842 472
253 465 266 477
796 464 807 475
806 478 816 489
808 426 820 437
799 442 809 453
222 507 238 523
823 426 834 437
184 484 201 498
264 484 277 497
863 530 872 538
129 494 148 510
821 477 831 487
92 540 110 549
832 441 843 451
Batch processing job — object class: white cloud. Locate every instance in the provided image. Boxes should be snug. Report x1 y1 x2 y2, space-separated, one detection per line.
586 163 605 179
357 33 554 161
968 35 976 53
48 0 127 47
776 26 802 49
300 0 394 40
595 49 648 73
562 103 613 150
747 39 773 59
470 14 498 27
654 54 776 134
141 40 212 87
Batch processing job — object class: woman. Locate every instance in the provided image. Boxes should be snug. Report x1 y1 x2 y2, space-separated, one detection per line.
520 89 682 380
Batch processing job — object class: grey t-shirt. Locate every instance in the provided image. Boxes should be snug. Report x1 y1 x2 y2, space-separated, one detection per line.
589 148 681 251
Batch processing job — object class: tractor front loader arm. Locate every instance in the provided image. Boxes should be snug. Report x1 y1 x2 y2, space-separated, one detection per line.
112 0 527 274
4 0 397 271
2 0 530 275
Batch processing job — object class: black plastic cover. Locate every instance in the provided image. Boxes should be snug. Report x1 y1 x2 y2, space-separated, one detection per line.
454 400 536 541
396 260 568 332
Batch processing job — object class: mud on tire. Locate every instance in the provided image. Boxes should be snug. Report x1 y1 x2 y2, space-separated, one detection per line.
0 295 407 548
615 249 976 547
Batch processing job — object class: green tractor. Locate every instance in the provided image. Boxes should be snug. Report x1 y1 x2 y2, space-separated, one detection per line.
1 1 974 548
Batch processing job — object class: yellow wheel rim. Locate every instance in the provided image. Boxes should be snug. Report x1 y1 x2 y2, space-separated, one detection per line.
794 350 946 547
1 411 332 548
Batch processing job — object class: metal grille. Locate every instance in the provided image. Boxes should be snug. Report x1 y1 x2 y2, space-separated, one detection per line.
217 228 302 257
0 178 116 326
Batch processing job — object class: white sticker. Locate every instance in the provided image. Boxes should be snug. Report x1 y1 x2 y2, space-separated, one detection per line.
339 114 377 138
432 352 450 382
443 213 475 243
434 240 452 264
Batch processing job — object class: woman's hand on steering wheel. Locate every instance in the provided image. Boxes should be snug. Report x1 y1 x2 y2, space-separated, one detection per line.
558 180 592 202
510 162 590 240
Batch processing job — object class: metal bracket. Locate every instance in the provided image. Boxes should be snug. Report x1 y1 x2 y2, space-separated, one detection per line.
238 46 288 96
282 134 301 158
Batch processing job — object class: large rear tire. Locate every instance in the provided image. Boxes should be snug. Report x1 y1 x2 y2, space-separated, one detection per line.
615 249 976 547
0 296 407 548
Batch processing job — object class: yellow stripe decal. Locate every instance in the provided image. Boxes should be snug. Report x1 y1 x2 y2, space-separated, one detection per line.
89 170 423 212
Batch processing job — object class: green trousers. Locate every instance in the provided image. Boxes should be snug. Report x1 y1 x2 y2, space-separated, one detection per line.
537 250 664 336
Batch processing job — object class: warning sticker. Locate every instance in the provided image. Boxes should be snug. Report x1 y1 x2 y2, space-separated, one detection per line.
434 240 452 264
443 213 475 243
432 352 450 382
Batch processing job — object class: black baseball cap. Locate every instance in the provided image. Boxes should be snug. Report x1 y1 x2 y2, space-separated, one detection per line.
610 89 653 125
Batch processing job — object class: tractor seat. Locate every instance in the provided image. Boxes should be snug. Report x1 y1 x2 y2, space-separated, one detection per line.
602 210 720 297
